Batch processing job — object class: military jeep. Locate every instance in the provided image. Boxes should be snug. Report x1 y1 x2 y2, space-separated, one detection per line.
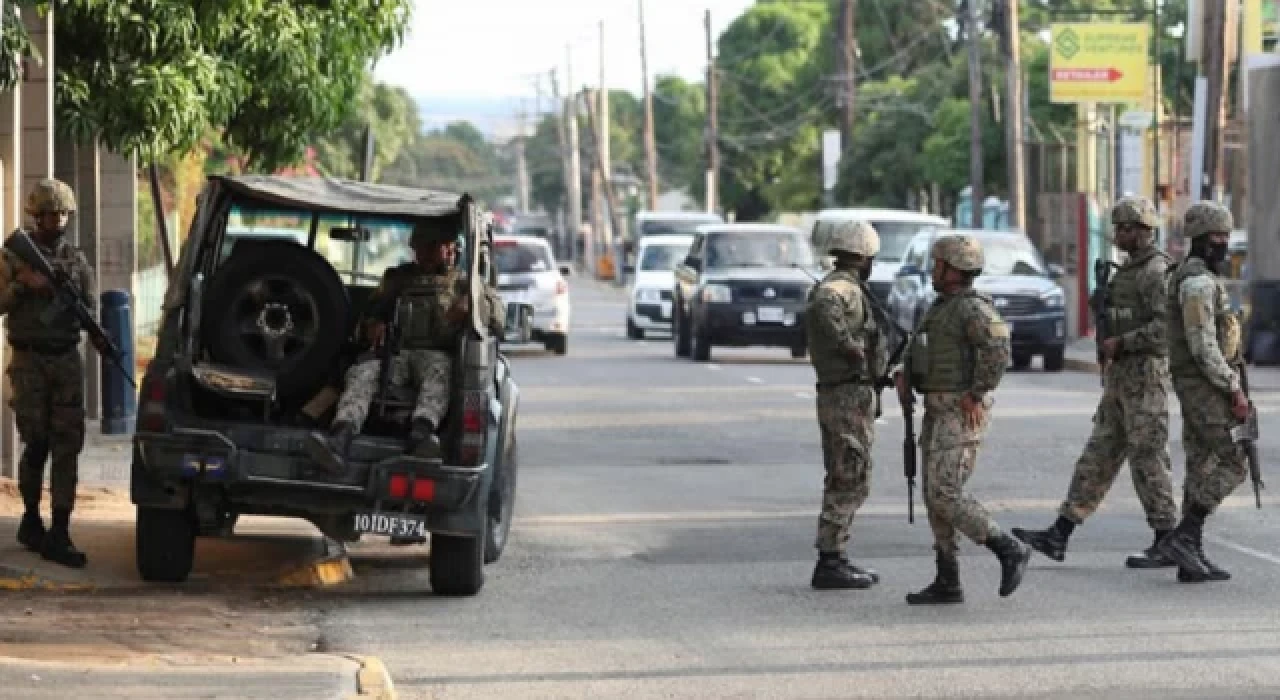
130 175 519 596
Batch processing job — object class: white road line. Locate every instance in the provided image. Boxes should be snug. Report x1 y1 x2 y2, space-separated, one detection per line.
1205 534 1280 567
707 364 721 371
794 392 811 399
746 376 763 384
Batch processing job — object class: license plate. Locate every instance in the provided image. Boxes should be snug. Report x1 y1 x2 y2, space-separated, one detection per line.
353 512 428 539
757 306 785 323
661 301 672 319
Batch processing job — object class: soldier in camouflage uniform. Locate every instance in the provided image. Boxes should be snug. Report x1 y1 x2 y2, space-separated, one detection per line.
1 179 99 568
1013 196 1179 569
1157 202 1249 583
895 234 1031 604
305 220 504 475
805 220 888 590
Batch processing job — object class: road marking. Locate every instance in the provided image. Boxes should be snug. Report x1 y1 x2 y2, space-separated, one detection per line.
794 392 811 399
1205 534 1280 567
707 364 721 371
746 376 763 384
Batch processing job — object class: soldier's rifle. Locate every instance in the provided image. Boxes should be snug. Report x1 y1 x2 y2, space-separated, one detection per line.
1090 259 1118 386
1232 361 1264 508
5 230 135 389
375 303 402 420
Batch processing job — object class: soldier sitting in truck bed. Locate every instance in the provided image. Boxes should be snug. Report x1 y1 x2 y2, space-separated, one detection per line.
305 219 505 475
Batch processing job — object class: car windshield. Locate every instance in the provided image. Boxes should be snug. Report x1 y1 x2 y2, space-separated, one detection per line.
705 232 814 268
494 241 555 274
222 205 429 286
869 221 941 262
641 217 721 237
976 235 1048 277
516 226 549 238
639 242 691 271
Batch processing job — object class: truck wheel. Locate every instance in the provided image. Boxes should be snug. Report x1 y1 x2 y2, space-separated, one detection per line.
626 318 644 340
545 333 568 355
430 531 485 596
485 437 518 564
1043 346 1066 372
136 506 196 583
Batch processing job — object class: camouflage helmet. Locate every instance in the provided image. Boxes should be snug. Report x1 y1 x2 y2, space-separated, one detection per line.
24 178 76 216
1111 196 1160 229
1182 201 1234 239
931 234 984 272
827 219 880 258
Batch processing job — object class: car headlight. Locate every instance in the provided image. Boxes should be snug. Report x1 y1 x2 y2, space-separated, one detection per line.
702 284 732 303
635 288 662 303
1042 289 1064 308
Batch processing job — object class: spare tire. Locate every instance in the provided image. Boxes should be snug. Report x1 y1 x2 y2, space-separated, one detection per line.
201 240 350 402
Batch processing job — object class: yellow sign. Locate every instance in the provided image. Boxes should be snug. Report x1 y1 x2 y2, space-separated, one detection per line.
1243 0 1280 56
1049 23 1150 104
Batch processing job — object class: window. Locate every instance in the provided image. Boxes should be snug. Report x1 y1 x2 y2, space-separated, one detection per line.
640 216 721 237
975 235 1048 277
704 232 815 269
902 238 927 269
639 242 692 271
867 221 942 262
494 241 555 274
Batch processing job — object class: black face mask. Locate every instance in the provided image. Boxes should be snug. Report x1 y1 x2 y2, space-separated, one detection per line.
1190 238 1229 275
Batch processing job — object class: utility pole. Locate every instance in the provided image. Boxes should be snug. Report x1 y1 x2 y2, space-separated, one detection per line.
704 9 719 214
551 68 571 259
565 47 583 265
586 89 603 274
639 0 659 210
965 0 984 228
599 20 614 247
1002 0 1025 230
584 86 627 246
840 0 857 150
515 101 530 214
1202 0 1228 200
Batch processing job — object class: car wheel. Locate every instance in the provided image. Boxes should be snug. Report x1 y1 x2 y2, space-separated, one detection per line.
200 241 350 403
430 530 485 596
545 332 568 355
1012 351 1032 370
674 307 692 357
1043 345 1066 372
485 436 517 564
626 317 644 340
136 506 196 583
692 323 712 362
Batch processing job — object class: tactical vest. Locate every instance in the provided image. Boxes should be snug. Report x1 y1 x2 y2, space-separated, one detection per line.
1107 247 1171 345
5 234 84 350
908 290 986 392
396 269 465 352
1168 258 1240 377
806 270 887 384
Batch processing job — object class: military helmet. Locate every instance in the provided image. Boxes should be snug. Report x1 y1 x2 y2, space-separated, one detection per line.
826 219 880 258
1182 201 1234 239
1111 196 1160 229
24 178 76 216
931 234 984 272
409 219 454 247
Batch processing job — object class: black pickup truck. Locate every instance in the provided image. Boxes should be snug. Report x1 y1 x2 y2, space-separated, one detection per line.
130 175 519 596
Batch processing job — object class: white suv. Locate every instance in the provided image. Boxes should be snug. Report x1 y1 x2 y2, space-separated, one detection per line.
494 235 572 355
625 235 694 339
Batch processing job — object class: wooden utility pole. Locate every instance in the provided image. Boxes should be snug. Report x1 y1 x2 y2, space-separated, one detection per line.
583 88 627 251
1002 0 1025 230
840 0 857 150
1202 0 1228 199
965 0 984 228
704 9 719 214
515 102 530 214
565 47 583 264
550 68 571 259
598 20 614 246
639 0 659 210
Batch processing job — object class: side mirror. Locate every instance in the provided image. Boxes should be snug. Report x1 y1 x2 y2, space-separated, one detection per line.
1047 263 1065 280
559 264 573 277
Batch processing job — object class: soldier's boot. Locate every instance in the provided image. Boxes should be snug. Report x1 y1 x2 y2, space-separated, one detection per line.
41 509 86 569
1011 516 1073 563
16 510 45 552
304 421 357 476
905 553 964 605
987 532 1032 597
1124 529 1176 568
1177 526 1231 583
810 552 875 590
1157 508 1212 579
407 418 441 459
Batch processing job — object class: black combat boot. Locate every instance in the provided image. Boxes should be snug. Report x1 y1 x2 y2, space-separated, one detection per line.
41 508 86 569
16 509 45 552
304 421 357 476
1011 516 1073 563
811 552 875 590
905 553 964 605
1177 525 1231 583
1124 529 1176 568
1157 506 1211 578
407 418 441 459
987 532 1032 597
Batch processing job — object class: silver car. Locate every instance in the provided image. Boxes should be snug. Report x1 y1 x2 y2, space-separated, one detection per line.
494 235 572 355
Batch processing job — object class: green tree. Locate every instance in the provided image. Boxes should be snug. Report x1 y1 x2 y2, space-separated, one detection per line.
653 74 707 199
314 78 422 181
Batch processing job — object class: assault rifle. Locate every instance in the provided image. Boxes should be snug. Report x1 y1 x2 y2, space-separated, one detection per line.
1232 361 1264 509
1090 259 1118 385
5 230 135 389
375 303 402 420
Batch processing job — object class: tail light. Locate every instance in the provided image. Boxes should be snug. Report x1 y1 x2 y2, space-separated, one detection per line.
457 390 488 465
137 374 169 432
387 473 436 502
556 278 568 296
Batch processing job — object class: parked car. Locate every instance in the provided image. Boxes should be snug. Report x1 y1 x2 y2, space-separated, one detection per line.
130 175 520 596
493 234 572 355
634 210 724 239
887 228 1067 371
624 235 694 339
672 224 821 362
809 209 948 305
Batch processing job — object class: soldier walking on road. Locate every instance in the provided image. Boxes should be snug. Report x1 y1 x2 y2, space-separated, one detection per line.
895 234 1031 604
2 179 98 568
1158 202 1250 583
805 221 888 590
1013 197 1180 569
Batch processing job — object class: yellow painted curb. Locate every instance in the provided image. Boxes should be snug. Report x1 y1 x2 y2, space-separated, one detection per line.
343 655 397 699
0 568 96 593
273 555 354 588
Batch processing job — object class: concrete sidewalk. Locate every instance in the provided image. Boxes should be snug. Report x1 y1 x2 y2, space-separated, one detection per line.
1064 336 1280 390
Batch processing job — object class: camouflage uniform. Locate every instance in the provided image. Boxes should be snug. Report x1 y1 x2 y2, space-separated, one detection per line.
1013 196 1179 568
1158 202 1246 583
804 220 888 589
902 234 1031 604
1 179 94 568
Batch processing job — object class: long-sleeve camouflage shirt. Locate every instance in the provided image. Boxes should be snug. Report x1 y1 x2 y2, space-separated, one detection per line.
1114 246 1171 356
1177 274 1239 394
805 269 887 384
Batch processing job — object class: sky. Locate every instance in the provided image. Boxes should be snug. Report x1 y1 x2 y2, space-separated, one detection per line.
374 0 754 134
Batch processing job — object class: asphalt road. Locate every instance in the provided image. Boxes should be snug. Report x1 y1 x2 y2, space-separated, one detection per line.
320 276 1280 699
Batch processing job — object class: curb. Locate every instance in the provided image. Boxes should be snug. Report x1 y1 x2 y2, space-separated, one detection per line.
1063 356 1101 373
343 654 397 699
0 566 97 592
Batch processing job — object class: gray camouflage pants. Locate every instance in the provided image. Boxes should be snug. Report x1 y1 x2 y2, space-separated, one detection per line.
334 348 453 430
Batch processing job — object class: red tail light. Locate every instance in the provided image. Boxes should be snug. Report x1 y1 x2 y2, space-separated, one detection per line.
137 375 168 432
556 278 568 295
387 474 436 502
458 391 488 465
462 408 485 433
